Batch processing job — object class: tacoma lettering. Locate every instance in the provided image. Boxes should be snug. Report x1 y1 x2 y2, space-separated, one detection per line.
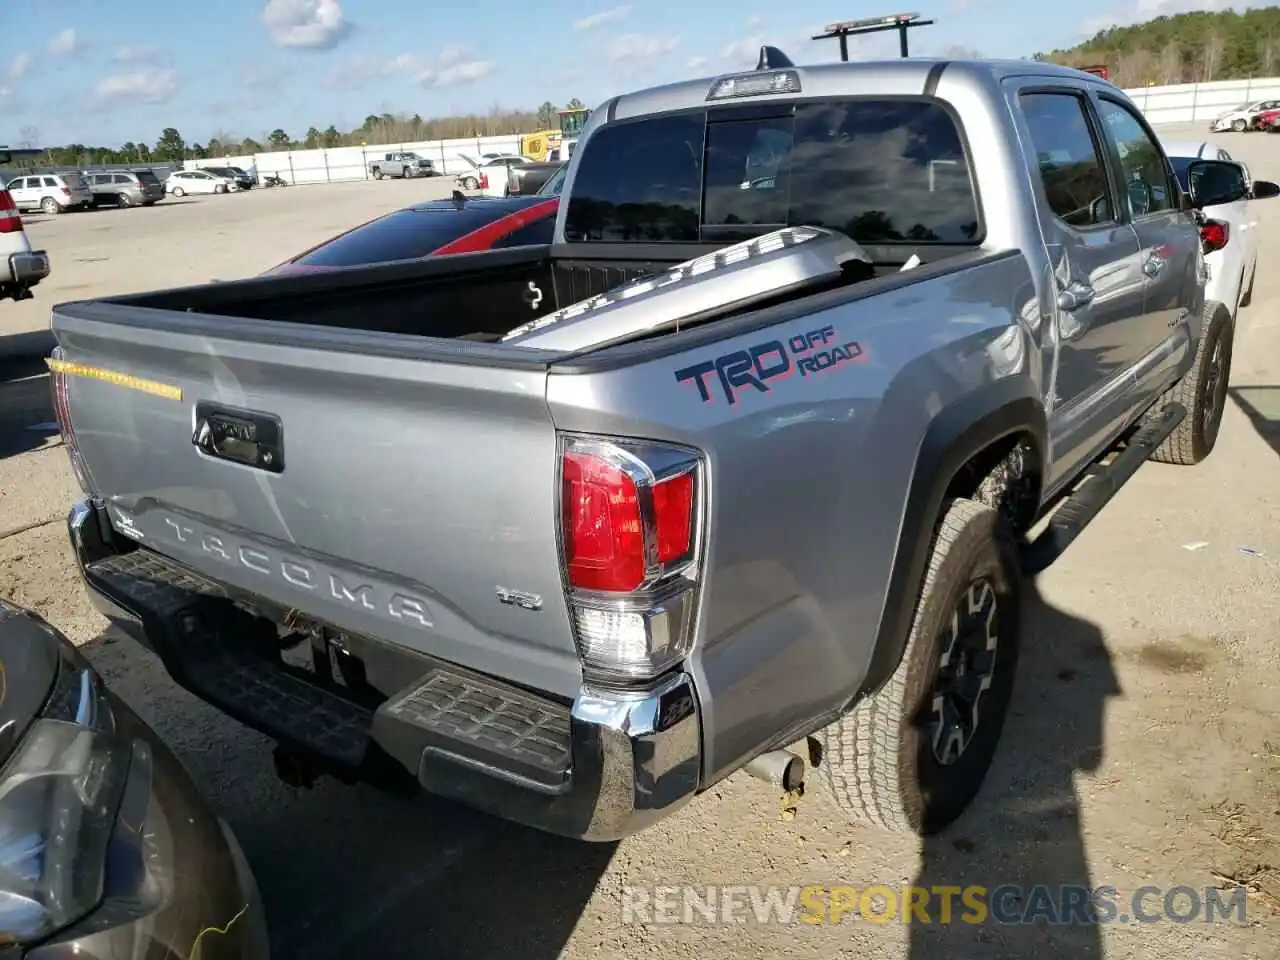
159 515 433 627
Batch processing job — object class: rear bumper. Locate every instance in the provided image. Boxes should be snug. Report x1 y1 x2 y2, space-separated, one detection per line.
67 499 702 841
9 249 50 284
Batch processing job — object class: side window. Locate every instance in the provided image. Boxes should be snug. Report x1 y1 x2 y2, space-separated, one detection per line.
43 177 58 188
5 178 20 190
113 174 131 184
1094 97 1175 217
491 215 556 249
1019 92 1116 228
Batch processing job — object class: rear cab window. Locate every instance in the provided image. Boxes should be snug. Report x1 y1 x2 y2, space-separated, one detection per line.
564 98 982 246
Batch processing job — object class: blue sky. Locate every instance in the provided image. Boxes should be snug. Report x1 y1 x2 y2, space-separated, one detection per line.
0 0 1227 148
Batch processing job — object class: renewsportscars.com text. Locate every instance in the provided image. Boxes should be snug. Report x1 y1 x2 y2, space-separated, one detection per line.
620 884 1249 926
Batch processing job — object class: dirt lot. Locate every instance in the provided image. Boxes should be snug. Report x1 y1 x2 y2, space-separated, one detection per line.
1 124 1278 960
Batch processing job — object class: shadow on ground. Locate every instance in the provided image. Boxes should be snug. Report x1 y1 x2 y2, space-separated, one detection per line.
1229 386 1280 459
907 577 1119 959
0 346 56 458
80 632 616 960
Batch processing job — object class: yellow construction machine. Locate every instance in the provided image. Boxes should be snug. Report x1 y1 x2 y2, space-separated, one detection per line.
520 106 591 161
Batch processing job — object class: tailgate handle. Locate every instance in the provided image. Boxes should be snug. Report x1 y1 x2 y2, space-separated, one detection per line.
192 402 285 473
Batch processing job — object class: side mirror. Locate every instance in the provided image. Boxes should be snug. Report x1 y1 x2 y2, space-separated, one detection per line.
1250 179 1280 200
1186 159 1248 207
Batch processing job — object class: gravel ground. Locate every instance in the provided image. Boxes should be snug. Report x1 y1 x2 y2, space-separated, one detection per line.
1 123 1277 959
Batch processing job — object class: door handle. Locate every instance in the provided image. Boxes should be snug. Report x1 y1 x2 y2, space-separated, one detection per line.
1056 282 1095 312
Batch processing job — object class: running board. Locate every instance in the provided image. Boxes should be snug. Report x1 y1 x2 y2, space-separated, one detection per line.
1021 402 1186 574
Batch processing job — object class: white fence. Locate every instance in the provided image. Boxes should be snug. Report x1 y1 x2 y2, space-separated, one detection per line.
183 76 1280 187
185 134 524 185
1123 76 1280 125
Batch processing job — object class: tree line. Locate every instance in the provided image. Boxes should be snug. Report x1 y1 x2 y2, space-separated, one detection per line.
23 99 587 168
1037 7 1280 89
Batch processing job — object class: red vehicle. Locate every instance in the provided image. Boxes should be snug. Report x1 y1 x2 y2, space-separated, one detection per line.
1254 107 1280 131
263 193 560 276
1079 64 1111 81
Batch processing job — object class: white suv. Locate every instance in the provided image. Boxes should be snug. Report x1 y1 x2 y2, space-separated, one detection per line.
4 172 95 214
0 186 51 301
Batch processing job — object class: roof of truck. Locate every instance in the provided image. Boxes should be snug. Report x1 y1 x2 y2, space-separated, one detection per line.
605 57 1111 123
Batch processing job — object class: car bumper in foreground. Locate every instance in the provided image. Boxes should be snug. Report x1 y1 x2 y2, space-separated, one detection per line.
3 607 268 960
9 249 50 285
67 498 703 842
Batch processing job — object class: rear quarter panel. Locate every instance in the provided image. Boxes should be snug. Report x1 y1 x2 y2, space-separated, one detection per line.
547 252 1043 784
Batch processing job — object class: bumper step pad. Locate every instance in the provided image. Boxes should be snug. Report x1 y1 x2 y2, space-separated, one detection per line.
84 547 571 785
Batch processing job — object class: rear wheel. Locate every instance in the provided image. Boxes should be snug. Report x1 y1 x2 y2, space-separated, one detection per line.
117 192 133 208
1149 302 1233 465
172 186 186 198
815 498 1022 834
40 197 61 215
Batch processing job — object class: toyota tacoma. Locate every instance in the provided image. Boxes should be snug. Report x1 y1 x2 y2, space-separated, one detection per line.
48 53 1270 841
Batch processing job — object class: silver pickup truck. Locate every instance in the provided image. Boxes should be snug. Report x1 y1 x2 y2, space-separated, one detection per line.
52 54 1274 842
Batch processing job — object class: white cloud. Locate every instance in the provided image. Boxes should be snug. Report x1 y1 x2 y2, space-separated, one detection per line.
573 5 632 30
114 44 167 65
687 55 709 71
746 14 767 29
0 86 11 100
325 47 492 89
434 59 493 86
8 53 31 81
93 68 179 105
49 28 78 56
721 35 768 66
261 0 350 49
609 33 681 62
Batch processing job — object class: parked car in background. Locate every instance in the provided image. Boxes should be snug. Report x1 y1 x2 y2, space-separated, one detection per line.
0 599 268 958
164 169 233 196
82 169 165 207
4 173 94 214
1162 138 1261 317
1209 99 1280 132
199 165 256 190
454 154 528 195
262 193 560 275
0 182 50 301
505 161 563 196
1253 107 1280 131
367 152 436 179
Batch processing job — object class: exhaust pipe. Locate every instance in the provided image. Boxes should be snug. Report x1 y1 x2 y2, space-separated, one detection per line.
744 749 805 792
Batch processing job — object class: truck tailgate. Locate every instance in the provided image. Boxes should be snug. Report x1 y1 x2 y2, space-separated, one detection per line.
53 306 582 697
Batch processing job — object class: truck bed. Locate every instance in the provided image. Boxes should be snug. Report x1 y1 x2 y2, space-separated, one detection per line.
84 240 961 344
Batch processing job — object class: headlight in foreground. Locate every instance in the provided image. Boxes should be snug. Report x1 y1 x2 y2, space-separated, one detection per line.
0 643 128 947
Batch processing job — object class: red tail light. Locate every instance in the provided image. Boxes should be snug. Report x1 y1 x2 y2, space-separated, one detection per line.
1200 219 1229 253
60 186 71 196
0 190 21 234
479 173 489 190
560 437 702 680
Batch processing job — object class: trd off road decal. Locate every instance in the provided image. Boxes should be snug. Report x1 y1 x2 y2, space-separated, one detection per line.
674 324 865 405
